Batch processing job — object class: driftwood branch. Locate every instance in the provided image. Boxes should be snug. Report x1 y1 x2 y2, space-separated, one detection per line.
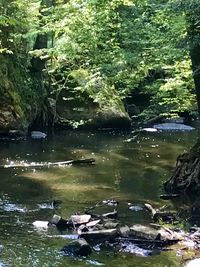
1 158 95 169
144 203 177 222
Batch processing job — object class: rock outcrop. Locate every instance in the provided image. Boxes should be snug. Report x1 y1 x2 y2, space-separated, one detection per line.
0 55 46 135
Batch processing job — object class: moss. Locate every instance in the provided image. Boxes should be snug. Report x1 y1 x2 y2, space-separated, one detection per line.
0 54 45 132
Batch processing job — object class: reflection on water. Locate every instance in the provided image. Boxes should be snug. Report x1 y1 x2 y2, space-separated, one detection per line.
0 129 198 266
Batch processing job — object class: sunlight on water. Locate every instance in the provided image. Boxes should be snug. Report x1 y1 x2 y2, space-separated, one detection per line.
0 129 198 267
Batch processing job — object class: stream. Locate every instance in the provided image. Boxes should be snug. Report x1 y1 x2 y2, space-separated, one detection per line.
0 128 199 267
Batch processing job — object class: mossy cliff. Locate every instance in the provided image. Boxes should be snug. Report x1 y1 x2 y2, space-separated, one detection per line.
50 68 131 130
0 54 130 133
0 54 45 134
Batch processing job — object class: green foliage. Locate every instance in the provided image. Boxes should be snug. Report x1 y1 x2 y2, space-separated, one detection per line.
0 0 198 127
0 0 39 54
38 0 196 121
139 58 196 120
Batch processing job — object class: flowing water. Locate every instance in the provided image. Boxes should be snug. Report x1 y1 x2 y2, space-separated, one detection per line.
0 128 199 267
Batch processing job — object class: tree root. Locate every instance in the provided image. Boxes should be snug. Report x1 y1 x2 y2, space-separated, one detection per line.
164 149 200 194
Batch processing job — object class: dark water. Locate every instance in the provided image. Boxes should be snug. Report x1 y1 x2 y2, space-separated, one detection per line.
0 129 199 267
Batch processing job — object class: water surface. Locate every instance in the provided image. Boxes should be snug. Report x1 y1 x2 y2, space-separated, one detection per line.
0 129 198 267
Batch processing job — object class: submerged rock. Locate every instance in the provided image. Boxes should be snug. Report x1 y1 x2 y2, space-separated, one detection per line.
153 123 195 131
31 131 47 139
102 199 119 206
61 238 92 256
38 199 62 210
86 259 105 266
2 203 27 213
119 241 151 256
163 118 184 124
128 204 143 211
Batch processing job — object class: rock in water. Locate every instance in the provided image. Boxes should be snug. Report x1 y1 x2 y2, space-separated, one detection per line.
86 220 101 227
129 224 175 241
183 258 200 267
142 128 158 133
70 215 91 225
50 214 72 230
119 225 130 237
61 238 92 256
79 229 117 243
153 123 195 131
31 131 47 139
33 220 49 230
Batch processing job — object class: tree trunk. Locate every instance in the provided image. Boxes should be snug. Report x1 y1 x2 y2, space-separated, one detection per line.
31 0 54 72
187 13 200 115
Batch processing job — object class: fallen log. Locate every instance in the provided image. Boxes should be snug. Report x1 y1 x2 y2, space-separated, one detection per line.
2 158 95 169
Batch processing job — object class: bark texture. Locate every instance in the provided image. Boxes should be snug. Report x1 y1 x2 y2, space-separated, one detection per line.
164 140 200 193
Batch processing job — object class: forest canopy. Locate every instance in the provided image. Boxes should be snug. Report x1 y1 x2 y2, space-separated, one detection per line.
0 0 199 129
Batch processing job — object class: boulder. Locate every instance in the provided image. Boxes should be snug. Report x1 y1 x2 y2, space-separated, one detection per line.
104 221 119 229
50 215 73 230
129 225 175 241
130 225 160 240
119 225 130 237
70 215 91 225
126 104 140 117
79 229 117 243
61 238 92 256
55 86 131 130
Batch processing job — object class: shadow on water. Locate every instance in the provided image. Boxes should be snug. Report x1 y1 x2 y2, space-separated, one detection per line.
0 129 198 266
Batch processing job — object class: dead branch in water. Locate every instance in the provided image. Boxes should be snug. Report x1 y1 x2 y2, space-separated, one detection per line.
1 158 95 169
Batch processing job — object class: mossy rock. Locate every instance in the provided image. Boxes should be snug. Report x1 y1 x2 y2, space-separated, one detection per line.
0 54 45 134
55 87 131 129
